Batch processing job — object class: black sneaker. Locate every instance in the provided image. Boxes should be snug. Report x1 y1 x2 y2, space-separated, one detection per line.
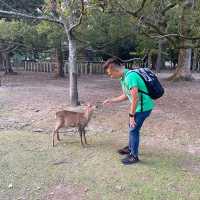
117 146 130 155
121 154 139 165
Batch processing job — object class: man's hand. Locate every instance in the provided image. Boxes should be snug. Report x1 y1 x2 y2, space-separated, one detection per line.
103 94 128 106
103 99 112 106
129 117 136 128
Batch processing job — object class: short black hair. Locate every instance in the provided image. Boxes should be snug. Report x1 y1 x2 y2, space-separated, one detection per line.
103 57 123 71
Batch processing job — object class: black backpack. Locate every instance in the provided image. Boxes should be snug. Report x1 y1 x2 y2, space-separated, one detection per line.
126 68 164 100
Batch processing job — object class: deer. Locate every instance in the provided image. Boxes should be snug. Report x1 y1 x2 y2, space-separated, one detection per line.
52 104 96 147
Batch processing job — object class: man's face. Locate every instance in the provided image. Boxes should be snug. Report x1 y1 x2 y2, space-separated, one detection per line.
106 65 113 77
106 64 121 79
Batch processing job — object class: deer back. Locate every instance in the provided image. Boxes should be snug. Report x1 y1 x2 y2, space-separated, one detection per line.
56 110 85 127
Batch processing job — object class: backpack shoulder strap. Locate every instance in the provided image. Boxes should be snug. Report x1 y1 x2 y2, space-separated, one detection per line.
125 69 150 96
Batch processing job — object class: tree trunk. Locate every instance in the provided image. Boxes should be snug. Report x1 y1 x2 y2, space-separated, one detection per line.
54 44 64 78
148 52 152 69
192 47 198 71
168 53 193 82
57 44 64 77
2 53 15 74
154 1 167 72
168 0 194 81
156 39 165 72
151 52 157 70
0 54 3 70
67 31 79 106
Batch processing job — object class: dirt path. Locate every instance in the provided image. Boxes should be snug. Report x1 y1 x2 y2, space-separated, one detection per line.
0 72 199 155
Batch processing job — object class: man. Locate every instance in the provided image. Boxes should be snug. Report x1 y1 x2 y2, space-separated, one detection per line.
103 58 154 165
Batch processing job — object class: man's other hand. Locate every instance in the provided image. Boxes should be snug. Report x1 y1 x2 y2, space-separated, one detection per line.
129 117 136 128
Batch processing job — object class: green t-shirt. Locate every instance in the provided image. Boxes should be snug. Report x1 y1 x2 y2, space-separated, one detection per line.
120 68 155 112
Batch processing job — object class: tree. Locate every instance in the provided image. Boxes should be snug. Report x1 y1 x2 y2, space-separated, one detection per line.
0 20 23 74
36 21 66 77
0 0 45 74
107 0 200 80
77 7 137 59
0 0 86 106
168 0 195 81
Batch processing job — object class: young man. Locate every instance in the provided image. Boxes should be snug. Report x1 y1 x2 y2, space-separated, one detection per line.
103 58 154 165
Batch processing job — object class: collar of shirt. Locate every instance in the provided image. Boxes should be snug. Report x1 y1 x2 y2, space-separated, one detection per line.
120 68 129 81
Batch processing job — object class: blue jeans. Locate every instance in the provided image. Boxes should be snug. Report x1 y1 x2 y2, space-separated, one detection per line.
129 110 152 156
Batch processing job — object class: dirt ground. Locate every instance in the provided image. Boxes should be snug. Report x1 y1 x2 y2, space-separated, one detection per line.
0 71 200 199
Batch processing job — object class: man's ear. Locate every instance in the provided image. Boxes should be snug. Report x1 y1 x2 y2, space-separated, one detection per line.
109 63 114 69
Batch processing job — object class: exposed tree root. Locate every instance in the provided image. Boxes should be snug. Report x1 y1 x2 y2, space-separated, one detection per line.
166 68 194 81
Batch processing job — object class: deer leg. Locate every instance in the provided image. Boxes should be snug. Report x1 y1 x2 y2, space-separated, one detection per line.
57 131 61 141
79 128 84 147
52 130 57 147
53 121 63 147
83 129 88 145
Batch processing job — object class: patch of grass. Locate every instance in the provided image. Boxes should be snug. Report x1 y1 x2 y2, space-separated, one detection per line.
0 131 199 200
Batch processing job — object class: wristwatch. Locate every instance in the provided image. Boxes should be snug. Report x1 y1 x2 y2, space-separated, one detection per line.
129 113 134 117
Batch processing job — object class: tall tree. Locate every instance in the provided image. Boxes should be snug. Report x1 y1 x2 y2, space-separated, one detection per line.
107 0 200 80
0 0 45 74
0 20 22 74
0 0 86 106
58 0 85 105
168 0 194 80
36 21 66 77
77 7 136 59
153 0 170 72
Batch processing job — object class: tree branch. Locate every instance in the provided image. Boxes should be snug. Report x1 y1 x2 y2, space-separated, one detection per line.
115 0 147 17
85 47 143 63
134 0 148 16
141 21 177 46
113 1 200 45
0 38 56 52
69 13 83 32
142 31 200 49
150 33 200 40
0 0 19 12
0 9 63 25
0 44 18 53
175 44 200 49
69 0 85 32
161 3 177 15
74 31 135 50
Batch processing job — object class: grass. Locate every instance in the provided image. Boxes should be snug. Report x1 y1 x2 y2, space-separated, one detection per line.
0 130 199 200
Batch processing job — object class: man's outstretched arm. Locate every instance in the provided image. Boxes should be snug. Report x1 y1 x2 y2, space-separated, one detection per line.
103 93 128 105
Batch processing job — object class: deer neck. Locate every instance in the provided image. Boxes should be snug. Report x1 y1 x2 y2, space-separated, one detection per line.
84 110 92 121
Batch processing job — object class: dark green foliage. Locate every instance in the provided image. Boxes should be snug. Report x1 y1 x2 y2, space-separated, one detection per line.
0 0 44 15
